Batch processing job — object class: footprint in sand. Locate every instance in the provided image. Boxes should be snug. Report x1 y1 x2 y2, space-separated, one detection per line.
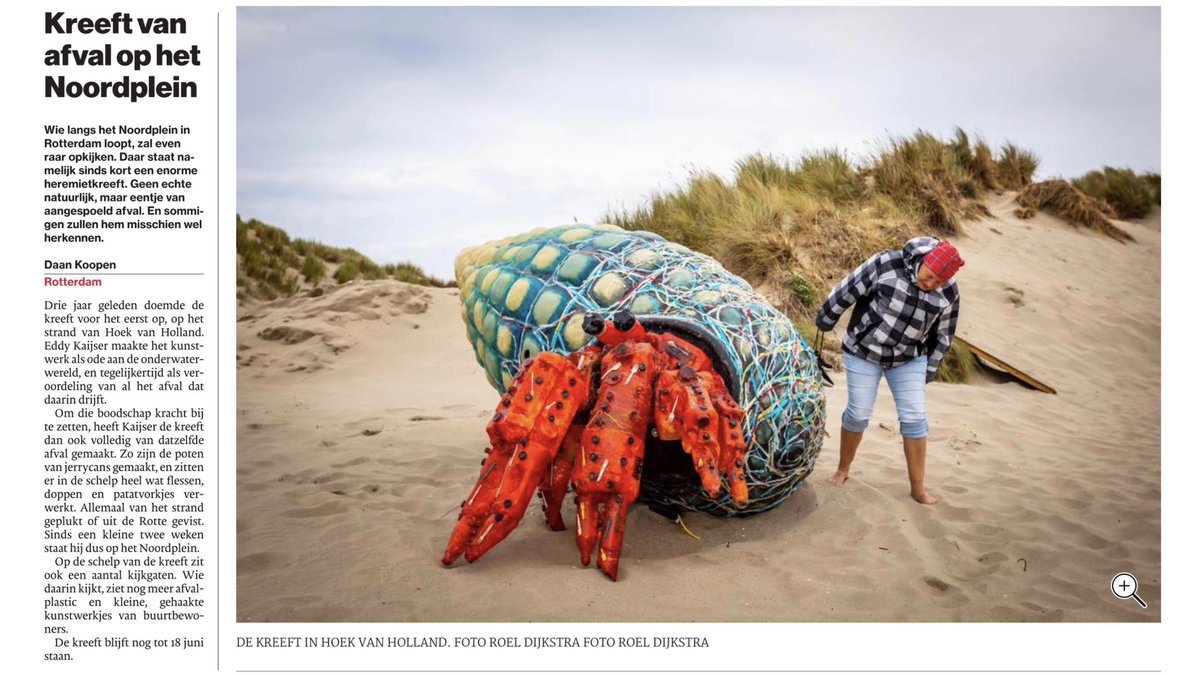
921 575 970 607
934 504 972 522
331 456 370 468
1004 286 1027 308
976 551 1009 565
257 326 318 345
923 575 952 592
238 551 287 574
971 552 1011 575
948 434 982 453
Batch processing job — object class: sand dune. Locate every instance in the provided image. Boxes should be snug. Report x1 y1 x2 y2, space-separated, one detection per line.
236 196 1159 622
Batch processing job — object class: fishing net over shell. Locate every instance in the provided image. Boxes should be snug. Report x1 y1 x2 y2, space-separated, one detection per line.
455 224 826 515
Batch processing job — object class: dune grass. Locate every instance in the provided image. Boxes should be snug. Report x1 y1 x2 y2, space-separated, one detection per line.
301 253 326 285
995 142 1040 191
236 217 302 301
868 130 992 235
1072 167 1158 219
1016 180 1133 243
236 215 452 303
602 128 1153 383
949 128 1000 192
938 340 982 384
1143 172 1161 206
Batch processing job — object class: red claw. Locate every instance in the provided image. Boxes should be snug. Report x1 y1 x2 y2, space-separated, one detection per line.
441 351 595 566
442 314 751 580
572 341 660 580
538 423 583 531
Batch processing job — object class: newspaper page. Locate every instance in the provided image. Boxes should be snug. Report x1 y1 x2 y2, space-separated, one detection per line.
6 2 1195 674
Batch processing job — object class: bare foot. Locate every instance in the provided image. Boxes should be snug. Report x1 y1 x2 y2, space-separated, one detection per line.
910 489 939 505
828 470 850 487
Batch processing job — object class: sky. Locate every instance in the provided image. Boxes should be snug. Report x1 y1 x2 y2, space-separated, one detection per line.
237 6 1161 280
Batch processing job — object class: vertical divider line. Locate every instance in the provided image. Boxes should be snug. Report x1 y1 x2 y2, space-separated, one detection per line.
215 11 221 671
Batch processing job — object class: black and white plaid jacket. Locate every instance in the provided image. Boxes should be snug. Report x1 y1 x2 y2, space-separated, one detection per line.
815 237 960 383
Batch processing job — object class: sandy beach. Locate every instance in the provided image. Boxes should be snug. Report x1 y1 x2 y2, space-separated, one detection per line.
236 194 1160 622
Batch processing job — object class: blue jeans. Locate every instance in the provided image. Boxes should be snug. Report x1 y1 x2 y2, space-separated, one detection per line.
842 352 929 439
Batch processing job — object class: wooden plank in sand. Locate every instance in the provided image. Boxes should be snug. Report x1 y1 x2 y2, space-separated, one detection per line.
955 335 1057 395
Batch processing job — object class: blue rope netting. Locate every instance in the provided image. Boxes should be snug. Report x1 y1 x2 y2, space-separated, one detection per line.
454 224 825 516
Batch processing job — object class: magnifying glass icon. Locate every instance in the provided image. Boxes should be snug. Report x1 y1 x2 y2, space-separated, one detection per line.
1111 572 1147 608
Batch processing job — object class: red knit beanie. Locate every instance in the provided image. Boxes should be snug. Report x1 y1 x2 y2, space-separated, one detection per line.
924 241 964 282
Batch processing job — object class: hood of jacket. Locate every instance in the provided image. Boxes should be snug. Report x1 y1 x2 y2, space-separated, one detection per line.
901 236 942 283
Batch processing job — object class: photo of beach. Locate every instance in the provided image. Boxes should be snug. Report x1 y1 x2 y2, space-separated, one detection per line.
234 6 1160 622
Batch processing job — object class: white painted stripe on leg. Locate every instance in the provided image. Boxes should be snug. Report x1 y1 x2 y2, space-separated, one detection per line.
476 521 495 544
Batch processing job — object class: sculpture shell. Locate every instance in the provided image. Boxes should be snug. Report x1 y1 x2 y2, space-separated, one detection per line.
455 224 825 516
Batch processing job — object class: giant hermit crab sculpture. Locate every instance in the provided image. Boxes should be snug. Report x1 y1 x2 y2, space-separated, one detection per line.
441 224 825 580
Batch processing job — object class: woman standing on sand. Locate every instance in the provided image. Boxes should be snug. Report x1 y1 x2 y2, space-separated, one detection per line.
815 237 964 505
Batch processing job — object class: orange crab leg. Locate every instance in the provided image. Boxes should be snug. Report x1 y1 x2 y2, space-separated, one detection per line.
653 367 723 497
534 349 604 531
537 422 584 531
708 373 750 506
573 341 661 580
654 367 750 507
441 352 594 565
